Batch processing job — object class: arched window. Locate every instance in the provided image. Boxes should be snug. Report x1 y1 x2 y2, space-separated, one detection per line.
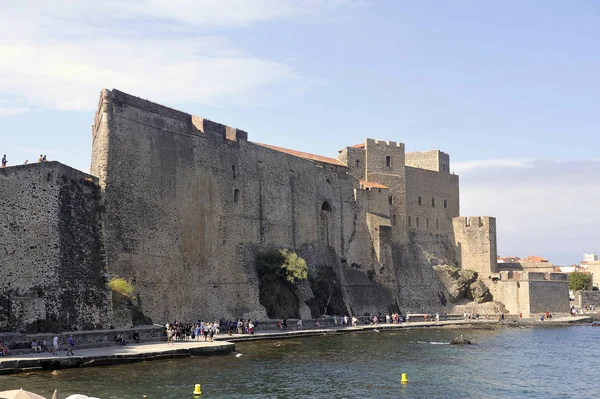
233 189 240 203
321 201 332 211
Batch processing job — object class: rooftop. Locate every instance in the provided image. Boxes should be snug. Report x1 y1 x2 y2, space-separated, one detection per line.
255 143 346 167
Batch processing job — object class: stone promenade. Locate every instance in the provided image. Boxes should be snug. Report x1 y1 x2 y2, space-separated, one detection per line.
0 316 591 375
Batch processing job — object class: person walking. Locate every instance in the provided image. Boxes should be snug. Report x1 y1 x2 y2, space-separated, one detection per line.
52 335 59 355
66 335 75 356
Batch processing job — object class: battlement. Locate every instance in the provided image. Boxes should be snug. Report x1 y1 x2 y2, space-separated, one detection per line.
452 216 495 229
93 88 247 142
365 138 404 149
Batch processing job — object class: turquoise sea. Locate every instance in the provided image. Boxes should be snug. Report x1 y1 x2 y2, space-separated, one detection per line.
1 324 598 398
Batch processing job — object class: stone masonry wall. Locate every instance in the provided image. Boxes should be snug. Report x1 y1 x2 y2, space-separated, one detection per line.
452 216 497 277
405 166 459 235
90 89 406 324
0 162 111 332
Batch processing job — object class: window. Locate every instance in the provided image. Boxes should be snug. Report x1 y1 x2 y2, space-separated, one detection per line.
426 218 429 229
386 156 391 167
436 219 439 229
443 199 448 209
356 160 360 168
416 217 419 228
393 214 397 226
431 198 435 208
418 196 422 206
408 216 411 227
232 165 236 179
233 189 240 203
321 201 332 211
389 195 393 204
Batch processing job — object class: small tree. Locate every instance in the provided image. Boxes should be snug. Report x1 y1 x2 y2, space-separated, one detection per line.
281 249 308 284
568 271 592 292
109 277 134 297
256 249 308 285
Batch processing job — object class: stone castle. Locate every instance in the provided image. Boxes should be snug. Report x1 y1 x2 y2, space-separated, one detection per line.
0 89 568 333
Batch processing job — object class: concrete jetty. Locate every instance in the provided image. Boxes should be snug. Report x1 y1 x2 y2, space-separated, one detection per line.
0 315 591 375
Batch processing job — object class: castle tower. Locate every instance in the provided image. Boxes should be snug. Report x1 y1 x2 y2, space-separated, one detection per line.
452 216 497 277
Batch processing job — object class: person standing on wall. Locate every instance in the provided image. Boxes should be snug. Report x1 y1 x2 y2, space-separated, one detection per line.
1 154 7 168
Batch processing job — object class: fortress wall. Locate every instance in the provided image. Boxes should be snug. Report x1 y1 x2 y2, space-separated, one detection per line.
0 162 110 332
364 139 407 242
452 216 497 277
497 262 555 273
406 150 440 172
91 89 399 323
339 146 366 180
526 280 570 313
405 166 459 235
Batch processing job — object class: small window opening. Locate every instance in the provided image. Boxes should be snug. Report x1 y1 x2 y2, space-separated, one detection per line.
418 196 422 206
386 156 391 167
356 159 360 168
426 218 429 229
416 217 420 228
233 189 240 203
232 165 236 179
321 201 332 211
389 195 393 204
393 214 397 226
436 219 439 229
431 198 435 208
443 199 448 209
408 216 411 227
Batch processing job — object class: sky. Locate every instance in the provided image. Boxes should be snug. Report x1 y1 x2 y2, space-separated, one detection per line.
0 0 598 265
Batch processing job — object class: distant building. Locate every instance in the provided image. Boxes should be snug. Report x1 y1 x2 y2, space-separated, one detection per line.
580 253 600 289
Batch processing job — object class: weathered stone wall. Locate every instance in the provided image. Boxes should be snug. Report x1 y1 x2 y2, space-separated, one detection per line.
494 271 569 315
405 166 459 235
90 89 409 323
453 216 497 277
497 262 555 273
405 149 451 173
0 162 110 332
574 290 600 308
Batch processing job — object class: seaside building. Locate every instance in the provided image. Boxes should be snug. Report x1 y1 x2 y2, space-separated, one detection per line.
0 89 569 332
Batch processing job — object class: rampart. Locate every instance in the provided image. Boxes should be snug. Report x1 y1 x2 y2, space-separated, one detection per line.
0 162 111 332
493 271 569 315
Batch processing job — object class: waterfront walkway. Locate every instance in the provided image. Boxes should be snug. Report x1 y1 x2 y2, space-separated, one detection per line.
0 316 591 375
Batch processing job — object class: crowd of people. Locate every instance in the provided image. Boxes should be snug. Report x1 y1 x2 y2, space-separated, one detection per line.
164 319 258 344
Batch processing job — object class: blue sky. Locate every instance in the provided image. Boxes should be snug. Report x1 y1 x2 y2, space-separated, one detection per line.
1 0 598 265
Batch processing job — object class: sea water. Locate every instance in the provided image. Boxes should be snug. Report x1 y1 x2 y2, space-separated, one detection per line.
1 325 598 398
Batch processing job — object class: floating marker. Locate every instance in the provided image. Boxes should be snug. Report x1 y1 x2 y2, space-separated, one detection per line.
401 373 408 384
193 384 202 396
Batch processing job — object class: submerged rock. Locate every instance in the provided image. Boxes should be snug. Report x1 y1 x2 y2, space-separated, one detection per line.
450 334 471 345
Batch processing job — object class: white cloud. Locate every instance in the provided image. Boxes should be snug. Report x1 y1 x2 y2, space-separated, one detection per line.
459 159 600 265
0 0 364 113
0 106 29 117
453 158 532 174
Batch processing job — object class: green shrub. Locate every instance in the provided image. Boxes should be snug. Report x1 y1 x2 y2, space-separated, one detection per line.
256 249 308 285
109 277 134 297
568 271 592 292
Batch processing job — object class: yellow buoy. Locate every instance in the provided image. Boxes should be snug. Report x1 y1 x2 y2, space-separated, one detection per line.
401 373 408 384
193 384 202 395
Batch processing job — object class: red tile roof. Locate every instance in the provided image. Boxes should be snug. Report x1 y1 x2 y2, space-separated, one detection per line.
360 180 388 189
255 143 346 167
352 143 365 148
523 255 549 263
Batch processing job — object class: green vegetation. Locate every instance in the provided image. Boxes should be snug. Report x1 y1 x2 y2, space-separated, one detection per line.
256 249 308 285
109 277 134 297
568 272 592 292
